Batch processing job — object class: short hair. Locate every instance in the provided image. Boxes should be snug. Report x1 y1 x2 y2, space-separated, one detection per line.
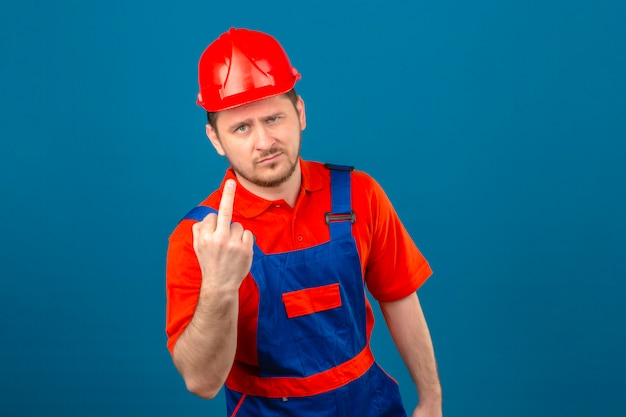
206 88 299 129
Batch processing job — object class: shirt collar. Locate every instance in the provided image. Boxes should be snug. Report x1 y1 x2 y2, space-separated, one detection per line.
222 158 325 219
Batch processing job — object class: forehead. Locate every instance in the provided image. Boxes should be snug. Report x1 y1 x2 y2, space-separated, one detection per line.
217 95 295 124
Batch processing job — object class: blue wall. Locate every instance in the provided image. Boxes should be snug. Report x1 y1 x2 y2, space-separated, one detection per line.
1 1 625 416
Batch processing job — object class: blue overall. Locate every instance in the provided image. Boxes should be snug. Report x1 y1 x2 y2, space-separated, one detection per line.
184 165 406 417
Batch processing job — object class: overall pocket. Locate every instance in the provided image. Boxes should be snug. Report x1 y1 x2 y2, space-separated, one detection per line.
282 283 342 318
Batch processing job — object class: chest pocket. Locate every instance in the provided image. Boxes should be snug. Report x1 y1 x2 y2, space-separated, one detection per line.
282 283 342 318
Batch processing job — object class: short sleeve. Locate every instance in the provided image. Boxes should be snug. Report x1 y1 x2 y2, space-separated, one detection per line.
359 175 432 302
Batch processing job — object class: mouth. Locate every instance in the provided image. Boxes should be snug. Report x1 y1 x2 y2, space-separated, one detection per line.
257 152 283 164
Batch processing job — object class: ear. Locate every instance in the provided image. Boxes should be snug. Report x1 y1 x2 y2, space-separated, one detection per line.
296 96 306 131
206 124 226 156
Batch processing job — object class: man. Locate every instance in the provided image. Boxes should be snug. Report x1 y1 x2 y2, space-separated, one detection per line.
166 28 442 417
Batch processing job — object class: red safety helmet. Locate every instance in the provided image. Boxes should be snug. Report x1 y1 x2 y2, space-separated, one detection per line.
196 28 301 112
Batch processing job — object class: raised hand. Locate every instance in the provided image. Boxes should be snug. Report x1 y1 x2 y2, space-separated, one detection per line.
192 179 254 291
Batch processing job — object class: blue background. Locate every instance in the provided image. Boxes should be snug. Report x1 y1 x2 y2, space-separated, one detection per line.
1 1 625 416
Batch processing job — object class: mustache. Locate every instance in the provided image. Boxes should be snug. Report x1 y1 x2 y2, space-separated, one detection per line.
256 146 283 162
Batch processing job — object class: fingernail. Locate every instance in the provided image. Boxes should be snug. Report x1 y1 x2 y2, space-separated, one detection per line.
226 179 235 189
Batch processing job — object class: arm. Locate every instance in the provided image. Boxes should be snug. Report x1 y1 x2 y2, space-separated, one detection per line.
173 284 240 398
172 180 254 399
380 292 442 417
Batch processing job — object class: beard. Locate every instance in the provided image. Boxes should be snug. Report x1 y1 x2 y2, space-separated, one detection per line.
226 135 302 188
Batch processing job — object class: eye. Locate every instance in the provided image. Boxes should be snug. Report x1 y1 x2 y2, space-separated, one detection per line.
234 124 249 134
266 115 282 124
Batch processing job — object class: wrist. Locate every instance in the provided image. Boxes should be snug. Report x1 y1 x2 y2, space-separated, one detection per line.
417 394 442 411
417 385 442 406
197 282 240 308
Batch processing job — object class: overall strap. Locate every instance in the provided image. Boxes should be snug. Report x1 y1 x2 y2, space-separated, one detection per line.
324 163 355 240
182 205 216 221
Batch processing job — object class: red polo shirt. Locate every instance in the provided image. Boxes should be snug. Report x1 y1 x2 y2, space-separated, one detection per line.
166 160 432 360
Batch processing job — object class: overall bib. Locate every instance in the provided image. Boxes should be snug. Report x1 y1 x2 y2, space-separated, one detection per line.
184 165 406 417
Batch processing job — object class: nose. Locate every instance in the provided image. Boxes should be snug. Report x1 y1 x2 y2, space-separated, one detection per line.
254 124 275 150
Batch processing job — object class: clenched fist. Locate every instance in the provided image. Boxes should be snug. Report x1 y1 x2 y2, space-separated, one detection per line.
192 179 254 292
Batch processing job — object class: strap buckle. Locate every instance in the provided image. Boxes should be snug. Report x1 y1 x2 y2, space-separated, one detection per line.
325 211 356 224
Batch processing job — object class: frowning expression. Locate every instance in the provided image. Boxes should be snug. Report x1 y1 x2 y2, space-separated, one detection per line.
206 94 306 189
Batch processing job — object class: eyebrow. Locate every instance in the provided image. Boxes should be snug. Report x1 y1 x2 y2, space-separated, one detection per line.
262 111 285 122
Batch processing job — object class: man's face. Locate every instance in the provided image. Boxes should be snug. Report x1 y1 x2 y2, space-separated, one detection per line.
206 94 306 189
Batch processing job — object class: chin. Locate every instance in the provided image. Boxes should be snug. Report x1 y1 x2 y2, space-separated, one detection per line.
255 166 296 187
234 157 299 188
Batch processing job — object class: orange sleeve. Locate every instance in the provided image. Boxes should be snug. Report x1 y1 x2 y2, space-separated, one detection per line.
356 173 433 302
165 220 202 356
